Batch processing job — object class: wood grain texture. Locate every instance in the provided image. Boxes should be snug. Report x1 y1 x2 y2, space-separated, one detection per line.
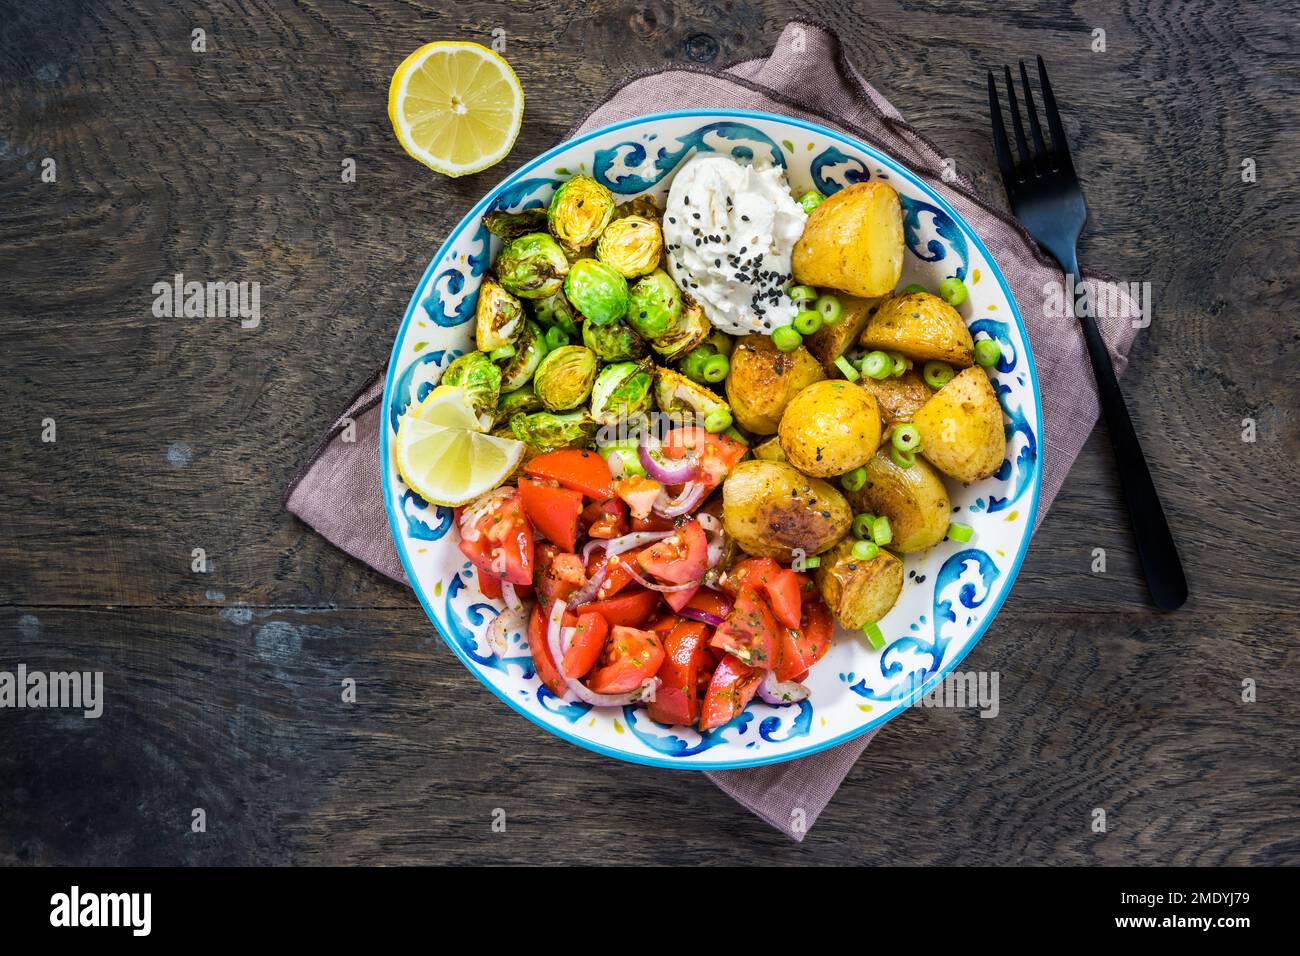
0 0 1297 864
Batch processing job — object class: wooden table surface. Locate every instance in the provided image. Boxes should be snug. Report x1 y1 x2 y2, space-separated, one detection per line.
2 0 1297 865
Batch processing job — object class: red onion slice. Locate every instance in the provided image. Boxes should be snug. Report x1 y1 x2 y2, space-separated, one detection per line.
756 671 810 705
487 606 526 657
500 581 524 613
622 561 701 593
639 433 699 485
679 606 725 627
653 480 707 518
567 563 607 607
546 600 659 706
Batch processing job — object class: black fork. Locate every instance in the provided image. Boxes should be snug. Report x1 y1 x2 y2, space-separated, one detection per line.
988 57 1187 611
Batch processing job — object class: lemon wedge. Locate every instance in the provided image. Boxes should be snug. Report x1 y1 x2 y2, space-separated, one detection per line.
395 385 525 506
388 41 524 177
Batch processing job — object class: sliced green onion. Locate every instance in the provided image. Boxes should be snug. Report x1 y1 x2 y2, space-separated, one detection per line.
723 426 749 446
841 466 867 492
923 360 955 389
852 513 875 539
704 407 733 434
863 622 886 651
787 284 819 306
798 190 825 214
816 293 843 326
851 539 879 561
892 424 921 452
772 325 802 352
861 350 892 380
901 283 926 295
975 338 1002 368
889 446 915 469
702 353 730 383
489 344 516 361
939 276 968 306
801 556 821 569
889 352 908 377
947 522 974 543
793 309 823 336
871 515 893 546
834 355 860 381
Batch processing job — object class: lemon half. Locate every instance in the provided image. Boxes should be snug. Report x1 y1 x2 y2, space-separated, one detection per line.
388 41 524 177
395 386 525 507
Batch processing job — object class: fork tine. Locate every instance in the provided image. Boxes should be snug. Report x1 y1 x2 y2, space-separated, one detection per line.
1036 55 1074 170
1003 66 1032 169
1018 60 1048 169
987 71 1017 188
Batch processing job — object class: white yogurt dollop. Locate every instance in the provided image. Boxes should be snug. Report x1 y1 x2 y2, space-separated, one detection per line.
662 155 808 336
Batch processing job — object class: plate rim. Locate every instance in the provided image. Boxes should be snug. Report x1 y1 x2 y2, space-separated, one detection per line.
380 107 1044 771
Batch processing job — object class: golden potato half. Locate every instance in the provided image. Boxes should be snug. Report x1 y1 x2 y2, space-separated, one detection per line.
778 379 881 477
815 537 904 630
859 368 933 428
859 292 974 367
725 335 825 435
847 451 951 552
721 459 852 562
912 366 1006 483
792 182 904 298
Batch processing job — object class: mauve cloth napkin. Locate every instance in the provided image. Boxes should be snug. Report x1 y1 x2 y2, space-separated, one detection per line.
286 20 1141 840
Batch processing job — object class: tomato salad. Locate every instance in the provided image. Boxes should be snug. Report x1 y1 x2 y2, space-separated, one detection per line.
456 425 834 731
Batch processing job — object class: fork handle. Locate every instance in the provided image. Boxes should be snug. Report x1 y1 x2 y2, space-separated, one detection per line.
1067 266 1188 610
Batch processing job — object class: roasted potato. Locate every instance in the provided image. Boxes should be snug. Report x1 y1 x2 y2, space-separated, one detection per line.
778 380 881 477
721 459 852 561
792 182 904 298
751 436 786 462
912 366 1006 483
859 368 933 427
804 294 887 375
725 335 825 435
815 537 904 629
847 451 950 552
859 291 974 367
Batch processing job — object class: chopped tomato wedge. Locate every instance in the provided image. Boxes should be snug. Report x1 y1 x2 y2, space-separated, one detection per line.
613 474 664 520
586 625 665 694
631 512 675 533
581 499 628 539
477 567 502 600
775 597 833 682
724 557 803 629
524 449 614 501
699 654 761 731
457 488 534 586
528 603 569 698
518 477 584 552
562 610 609 679
647 619 713 726
647 610 679 635
663 583 700 613
663 426 747 491
638 519 708 585
710 585 779 669
683 587 733 621
575 588 660 628
534 543 587 614
584 548 642 600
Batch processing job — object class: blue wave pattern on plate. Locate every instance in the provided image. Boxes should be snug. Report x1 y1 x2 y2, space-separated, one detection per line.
442 569 534 674
400 490 453 541
622 697 812 757
593 122 786 194
809 145 872 195
899 195 970 279
970 317 1038 513
388 349 458 432
849 548 1001 702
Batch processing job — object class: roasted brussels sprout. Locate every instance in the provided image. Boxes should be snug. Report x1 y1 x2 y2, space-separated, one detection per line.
509 410 597 452
441 351 502 420
596 215 662 279
497 384 543 418
653 366 729 424
548 175 615 254
498 321 547 392
533 344 598 411
627 269 681 340
483 207 549 241
613 194 660 222
651 290 712 362
496 232 569 300
564 259 629 326
475 276 525 353
532 289 579 336
583 318 648 362
590 361 655 425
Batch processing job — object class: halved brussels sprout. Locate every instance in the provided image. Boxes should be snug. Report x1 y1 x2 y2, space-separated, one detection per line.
497 383 543 418
441 351 502 420
651 290 712 362
654 366 730 424
583 318 648 362
496 232 569 300
532 289 579 335
475 276 525 353
613 195 660 223
499 321 547 392
533 344 598 411
596 215 662 279
509 410 597 452
627 269 681 340
483 207 549 241
548 175 615 254
564 259 629 327
590 361 655 425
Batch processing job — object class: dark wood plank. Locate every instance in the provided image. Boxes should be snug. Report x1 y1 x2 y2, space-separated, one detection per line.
1 0 1297 863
